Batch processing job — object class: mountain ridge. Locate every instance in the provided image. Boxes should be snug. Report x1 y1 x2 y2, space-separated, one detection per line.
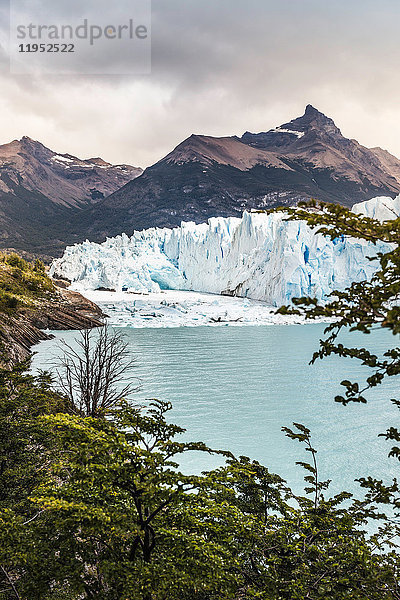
64 105 400 246
0 136 142 256
0 136 142 207
2 105 400 257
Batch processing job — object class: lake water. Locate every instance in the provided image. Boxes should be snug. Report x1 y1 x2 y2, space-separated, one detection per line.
31 323 399 499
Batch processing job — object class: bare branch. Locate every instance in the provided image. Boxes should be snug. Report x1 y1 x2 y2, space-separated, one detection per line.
52 327 140 417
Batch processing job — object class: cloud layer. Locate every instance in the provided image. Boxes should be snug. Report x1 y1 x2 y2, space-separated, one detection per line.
0 0 400 167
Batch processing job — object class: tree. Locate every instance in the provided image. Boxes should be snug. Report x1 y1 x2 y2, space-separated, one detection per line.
206 424 399 600
27 401 399 600
53 327 139 417
1 361 399 600
0 362 71 600
275 201 400 529
30 400 243 600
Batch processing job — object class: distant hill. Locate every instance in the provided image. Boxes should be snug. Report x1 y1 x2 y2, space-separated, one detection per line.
0 136 142 256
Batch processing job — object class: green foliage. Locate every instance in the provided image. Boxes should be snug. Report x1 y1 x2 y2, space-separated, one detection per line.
0 365 398 599
0 252 56 314
0 292 19 313
274 200 400 554
33 259 46 274
0 363 73 599
275 201 400 449
208 427 399 600
30 400 240 600
5 254 28 271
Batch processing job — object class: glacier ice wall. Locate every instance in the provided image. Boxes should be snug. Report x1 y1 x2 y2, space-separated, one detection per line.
352 195 400 221
50 195 397 306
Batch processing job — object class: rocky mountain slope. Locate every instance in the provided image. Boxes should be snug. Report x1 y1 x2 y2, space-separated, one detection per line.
66 105 400 243
0 136 142 256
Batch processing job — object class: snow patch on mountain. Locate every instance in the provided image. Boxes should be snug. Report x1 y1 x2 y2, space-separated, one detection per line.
271 127 305 139
51 155 74 164
50 196 396 306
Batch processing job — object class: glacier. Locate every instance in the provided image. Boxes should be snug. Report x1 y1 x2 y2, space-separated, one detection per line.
50 195 399 306
352 194 400 221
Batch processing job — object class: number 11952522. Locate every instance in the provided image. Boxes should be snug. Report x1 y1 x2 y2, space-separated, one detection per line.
18 44 75 53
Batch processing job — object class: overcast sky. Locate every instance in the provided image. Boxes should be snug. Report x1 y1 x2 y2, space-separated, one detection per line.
0 0 400 168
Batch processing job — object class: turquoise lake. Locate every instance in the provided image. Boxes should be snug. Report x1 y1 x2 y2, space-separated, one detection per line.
31 323 399 498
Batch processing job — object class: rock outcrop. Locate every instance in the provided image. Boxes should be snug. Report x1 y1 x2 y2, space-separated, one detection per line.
0 286 104 366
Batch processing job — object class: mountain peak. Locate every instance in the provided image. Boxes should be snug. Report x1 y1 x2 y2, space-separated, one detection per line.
18 136 52 157
304 104 320 116
241 104 342 151
283 105 341 136
160 134 289 172
0 135 143 221
19 136 43 147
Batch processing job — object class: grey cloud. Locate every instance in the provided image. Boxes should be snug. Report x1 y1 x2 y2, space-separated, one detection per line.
0 0 399 167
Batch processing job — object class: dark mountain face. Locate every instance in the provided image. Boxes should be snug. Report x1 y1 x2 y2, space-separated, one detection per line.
241 104 343 150
0 137 142 256
67 105 400 246
240 104 400 194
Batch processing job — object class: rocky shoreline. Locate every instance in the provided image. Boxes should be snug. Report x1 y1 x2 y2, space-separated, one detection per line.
0 285 104 366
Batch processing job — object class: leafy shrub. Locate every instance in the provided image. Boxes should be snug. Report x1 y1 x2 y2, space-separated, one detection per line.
33 259 45 274
11 268 23 281
5 254 28 271
0 253 55 312
0 292 19 313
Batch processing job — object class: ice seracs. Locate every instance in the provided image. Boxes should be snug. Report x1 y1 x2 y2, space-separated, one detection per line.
352 195 400 221
50 196 396 306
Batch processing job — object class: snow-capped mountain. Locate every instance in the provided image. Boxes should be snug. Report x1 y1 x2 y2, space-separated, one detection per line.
50 196 396 306
0 136 142 207
0 136 142 256
66 105 400 244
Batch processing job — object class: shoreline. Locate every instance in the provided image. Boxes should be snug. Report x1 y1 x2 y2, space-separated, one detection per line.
3 286 104 366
